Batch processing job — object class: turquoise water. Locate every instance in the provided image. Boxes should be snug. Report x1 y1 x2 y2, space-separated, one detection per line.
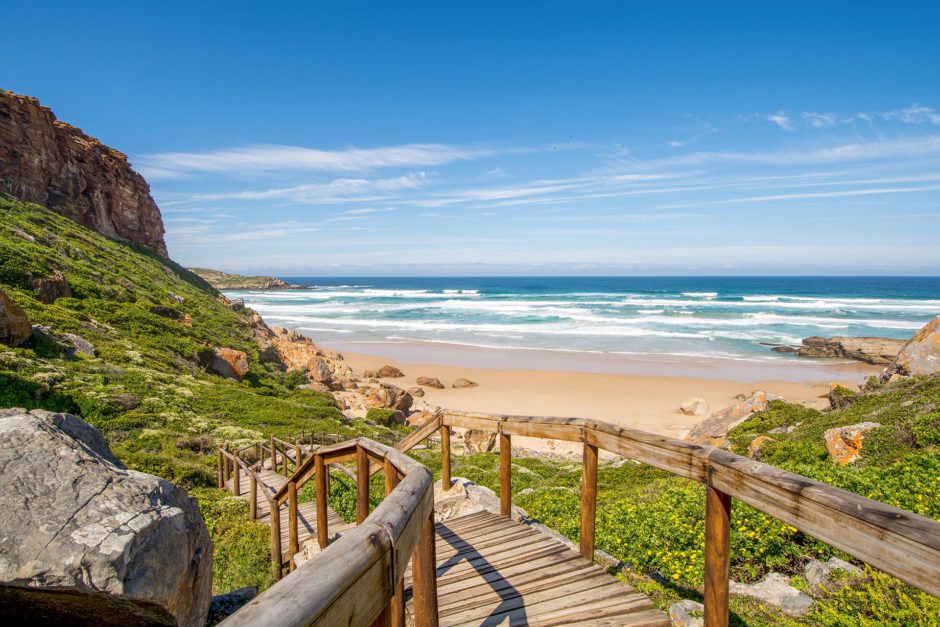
226 277 940 362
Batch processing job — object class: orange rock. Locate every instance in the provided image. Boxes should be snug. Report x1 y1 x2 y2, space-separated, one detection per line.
209 347 249 379
0 289 31 347
747 436 775 459
824 422 881 465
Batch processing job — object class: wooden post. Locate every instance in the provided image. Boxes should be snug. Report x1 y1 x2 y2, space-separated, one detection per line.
412 511 439 627
256 442 261 466
249 470 257 520
384 457 399 495
270 498 283 580
356 445 370 524
499 432 512 518
270 435 277 474
233 454 241 497
295 441 302 471
217 448 224 489
288 481 299 572
704 486 731 627
383 458 405 627
315 454 329 549
580 443 598 561
441 425 451 492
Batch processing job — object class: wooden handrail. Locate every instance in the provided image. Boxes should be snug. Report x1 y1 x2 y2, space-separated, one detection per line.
221 437 437 627
439 408 940 622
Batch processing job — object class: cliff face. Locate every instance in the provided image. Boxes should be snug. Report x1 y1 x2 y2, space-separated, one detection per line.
0 90 167 256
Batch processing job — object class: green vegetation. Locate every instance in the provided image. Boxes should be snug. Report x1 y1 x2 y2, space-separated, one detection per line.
0 196 407 593
412 374 940 625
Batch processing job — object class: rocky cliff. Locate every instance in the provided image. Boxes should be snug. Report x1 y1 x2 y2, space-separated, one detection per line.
0 90 167 256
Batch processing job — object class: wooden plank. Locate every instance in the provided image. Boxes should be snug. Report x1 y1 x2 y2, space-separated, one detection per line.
437 563 599 613
580 442 598 561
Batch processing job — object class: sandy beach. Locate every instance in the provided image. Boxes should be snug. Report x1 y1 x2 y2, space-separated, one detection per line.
322 340 880 454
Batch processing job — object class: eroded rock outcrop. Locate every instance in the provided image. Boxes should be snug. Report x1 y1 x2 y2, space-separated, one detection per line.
0 90 167 256
0 409 212 626
797 336 904 365
883 315 940 379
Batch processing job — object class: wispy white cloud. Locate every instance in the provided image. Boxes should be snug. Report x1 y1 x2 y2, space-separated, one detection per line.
138 142 523 180
745 104 940 131
193 172 430 203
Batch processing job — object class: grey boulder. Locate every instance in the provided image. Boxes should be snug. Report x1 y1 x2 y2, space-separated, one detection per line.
0 409 212 626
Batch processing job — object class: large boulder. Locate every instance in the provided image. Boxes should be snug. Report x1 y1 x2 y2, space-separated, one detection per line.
0 289 31 347
376 365 404 378
463 429 498 453
416 376 445 389
824 422 881 465
452 377 478 389
797 336 904 365
678 397 710 416
0 409 212 626
685 391 780 446
366 384 414 412
209 347 249 379
33 270 72 304
885 315 940 378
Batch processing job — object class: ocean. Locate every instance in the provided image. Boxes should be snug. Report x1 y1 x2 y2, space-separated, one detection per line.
225 277 940 363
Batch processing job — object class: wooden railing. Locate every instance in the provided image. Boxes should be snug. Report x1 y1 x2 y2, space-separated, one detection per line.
218 410 940 626
436 409 940 626
221 437 437 627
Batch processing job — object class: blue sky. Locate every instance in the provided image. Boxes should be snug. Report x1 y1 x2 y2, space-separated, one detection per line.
3 1 940 275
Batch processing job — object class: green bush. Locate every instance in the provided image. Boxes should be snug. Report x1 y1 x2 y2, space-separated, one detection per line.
193 488 275 594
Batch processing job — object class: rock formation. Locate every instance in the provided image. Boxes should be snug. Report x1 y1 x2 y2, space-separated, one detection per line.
0 90 167 256
678 397 710 416
824 422 881 464
0 409 212 626
796 336 904 365
416 376 445 389
463 429 498 453
376 365 405 378
452 377 478 388
209 347 249 379
188 268 296 290
33 270 72 303
883 315 940 378
685 391 781 446
0 289 30 347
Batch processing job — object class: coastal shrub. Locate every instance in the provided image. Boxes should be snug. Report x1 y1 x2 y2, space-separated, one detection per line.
365 408 399 426
194 488 275 594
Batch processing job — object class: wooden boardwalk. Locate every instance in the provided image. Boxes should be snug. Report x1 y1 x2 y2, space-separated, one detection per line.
403 511 668 626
